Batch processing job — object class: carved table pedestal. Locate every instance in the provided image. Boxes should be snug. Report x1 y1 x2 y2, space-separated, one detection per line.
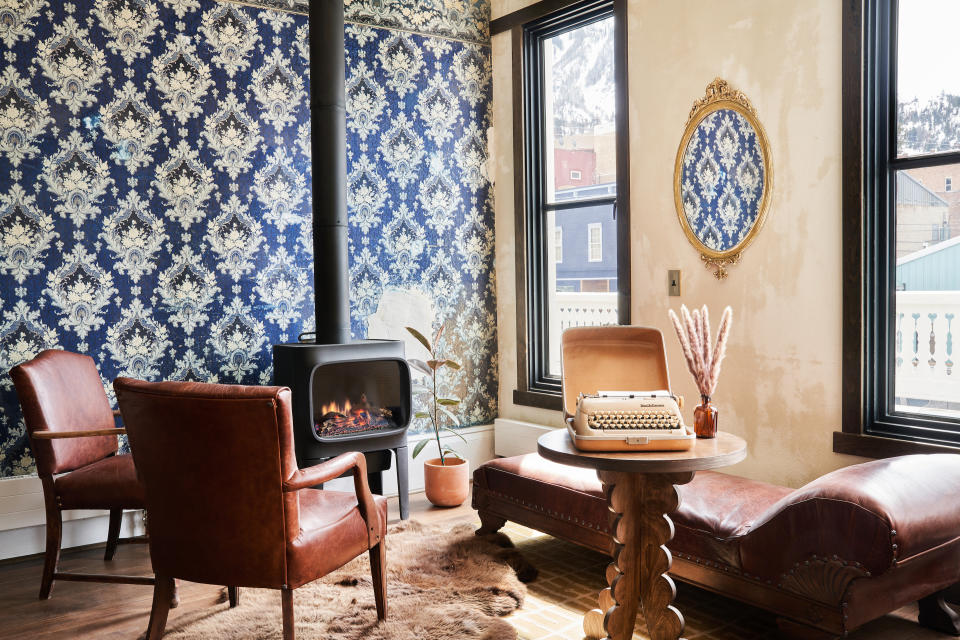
538 429 747 640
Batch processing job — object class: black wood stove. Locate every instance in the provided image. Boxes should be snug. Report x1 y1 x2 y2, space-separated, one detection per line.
272 1 411 519
273 340 411 519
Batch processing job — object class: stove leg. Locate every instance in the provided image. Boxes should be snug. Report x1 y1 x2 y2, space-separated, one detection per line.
395 446 409 520
368 469 383 496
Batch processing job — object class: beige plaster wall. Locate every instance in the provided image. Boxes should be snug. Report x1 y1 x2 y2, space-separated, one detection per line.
491 0 868 488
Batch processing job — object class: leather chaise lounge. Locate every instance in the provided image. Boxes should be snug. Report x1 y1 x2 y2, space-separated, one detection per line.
473 452 960 638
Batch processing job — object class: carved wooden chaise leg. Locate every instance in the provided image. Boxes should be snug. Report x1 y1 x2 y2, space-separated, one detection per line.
476 512 507 536
919 591 960 635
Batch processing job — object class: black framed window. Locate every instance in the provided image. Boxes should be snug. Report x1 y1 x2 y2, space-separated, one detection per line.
852 0 960 449
513 0 630 408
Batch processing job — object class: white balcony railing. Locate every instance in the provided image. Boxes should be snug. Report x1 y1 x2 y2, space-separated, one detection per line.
893 291 960 418
543 291 960 420
548 292 619 374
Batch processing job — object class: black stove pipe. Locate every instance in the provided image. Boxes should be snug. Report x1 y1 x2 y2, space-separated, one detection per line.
309 0 351 344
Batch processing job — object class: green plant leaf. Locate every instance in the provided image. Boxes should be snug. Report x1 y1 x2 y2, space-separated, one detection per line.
414 411 431 419
409 359 432 376
437 397 460 406
412 438 429 458
427 359 444 370
441 447 461 459
442 426 469 445
405 327 432 354
433 324 445 347
443 360 462 370
439 405 461 427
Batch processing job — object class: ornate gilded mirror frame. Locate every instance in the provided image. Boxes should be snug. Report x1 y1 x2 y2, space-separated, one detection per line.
673 78 773 279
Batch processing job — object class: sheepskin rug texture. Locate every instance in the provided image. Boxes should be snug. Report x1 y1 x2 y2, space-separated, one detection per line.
162 520 536 640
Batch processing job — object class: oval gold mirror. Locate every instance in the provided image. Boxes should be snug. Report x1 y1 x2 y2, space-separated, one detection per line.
673 78 772 279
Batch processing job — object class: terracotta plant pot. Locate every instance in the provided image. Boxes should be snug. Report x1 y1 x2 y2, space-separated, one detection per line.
423 457 469 507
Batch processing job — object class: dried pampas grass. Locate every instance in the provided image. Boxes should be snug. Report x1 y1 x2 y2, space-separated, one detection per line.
668 305 733 398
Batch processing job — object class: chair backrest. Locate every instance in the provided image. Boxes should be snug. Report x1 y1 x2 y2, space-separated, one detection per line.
10 350 118 476
114 378 301 589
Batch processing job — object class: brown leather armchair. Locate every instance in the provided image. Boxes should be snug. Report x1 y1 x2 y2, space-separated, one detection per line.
114 378 388 640
9 350 154 599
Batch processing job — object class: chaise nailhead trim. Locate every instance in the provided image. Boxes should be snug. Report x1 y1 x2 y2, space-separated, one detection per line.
483 488 612 533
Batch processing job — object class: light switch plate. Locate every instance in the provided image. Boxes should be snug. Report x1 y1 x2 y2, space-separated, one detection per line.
668 270 681 296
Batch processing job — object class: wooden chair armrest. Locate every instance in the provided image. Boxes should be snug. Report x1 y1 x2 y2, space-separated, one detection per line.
31 428 127 439
283 452 382 546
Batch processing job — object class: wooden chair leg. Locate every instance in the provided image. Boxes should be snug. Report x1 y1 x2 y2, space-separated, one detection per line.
228 586 240 608
104 508 122 561
281 588 295 640
476 511 507 536
369 541 387 621
919 591 960 635
170 579 180 609
145 575 176 640
39 504 62 600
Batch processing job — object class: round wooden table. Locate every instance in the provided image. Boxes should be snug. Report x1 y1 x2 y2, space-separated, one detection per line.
538 429 747 640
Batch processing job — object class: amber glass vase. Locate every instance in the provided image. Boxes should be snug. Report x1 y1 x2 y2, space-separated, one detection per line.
694 395 718 438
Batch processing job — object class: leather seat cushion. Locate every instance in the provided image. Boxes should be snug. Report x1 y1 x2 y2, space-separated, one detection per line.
477 454 610 535
672 470 792 568
476 454 791 568
55 454 145 510
286 489 388 589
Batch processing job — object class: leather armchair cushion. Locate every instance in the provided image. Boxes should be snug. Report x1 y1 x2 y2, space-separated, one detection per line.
286 489 388 589
55 454 145 510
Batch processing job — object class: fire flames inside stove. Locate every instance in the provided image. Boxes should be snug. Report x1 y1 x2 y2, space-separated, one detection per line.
315 394 396 437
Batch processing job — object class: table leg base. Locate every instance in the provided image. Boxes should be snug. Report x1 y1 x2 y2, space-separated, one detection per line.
584 608 606 639
592 470 696 640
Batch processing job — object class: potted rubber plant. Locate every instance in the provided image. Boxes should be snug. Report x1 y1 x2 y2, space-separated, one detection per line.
406 325 469 507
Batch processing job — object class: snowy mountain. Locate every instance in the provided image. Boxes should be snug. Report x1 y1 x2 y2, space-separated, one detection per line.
898 94 960 156
548 18 616 137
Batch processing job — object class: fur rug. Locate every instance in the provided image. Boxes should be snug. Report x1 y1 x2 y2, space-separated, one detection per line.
162 520 536 640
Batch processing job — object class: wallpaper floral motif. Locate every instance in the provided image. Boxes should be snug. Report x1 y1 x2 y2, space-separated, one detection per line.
679 108 765 252
0 0 494 477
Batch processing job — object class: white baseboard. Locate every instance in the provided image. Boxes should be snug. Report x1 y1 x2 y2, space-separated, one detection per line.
494 418 557 457
0 425 495 561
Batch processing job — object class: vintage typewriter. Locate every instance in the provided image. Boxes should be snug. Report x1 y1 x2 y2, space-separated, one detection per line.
561 326 696 452
567 390 694 451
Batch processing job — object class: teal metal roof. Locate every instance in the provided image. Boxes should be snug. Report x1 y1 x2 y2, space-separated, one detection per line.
897 236 960 290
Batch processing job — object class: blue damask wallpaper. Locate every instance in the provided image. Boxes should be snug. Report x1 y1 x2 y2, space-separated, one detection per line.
0 0 495 477
679 107 765 252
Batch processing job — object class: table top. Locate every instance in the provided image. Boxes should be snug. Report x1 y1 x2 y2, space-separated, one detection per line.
537 429 747 473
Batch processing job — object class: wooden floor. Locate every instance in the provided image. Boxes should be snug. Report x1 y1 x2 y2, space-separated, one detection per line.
0 492 471 640
0 491 951 640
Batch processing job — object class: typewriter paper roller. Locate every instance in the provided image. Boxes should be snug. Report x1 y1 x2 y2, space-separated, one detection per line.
561 326 695 452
